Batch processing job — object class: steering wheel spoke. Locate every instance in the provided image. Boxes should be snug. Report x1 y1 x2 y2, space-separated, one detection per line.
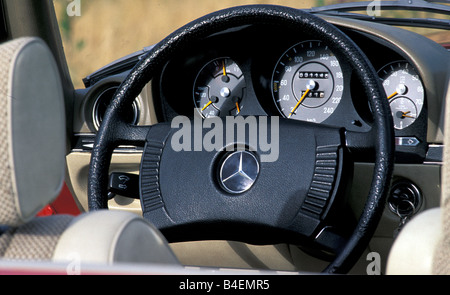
114 124 151 147
345 129 377 161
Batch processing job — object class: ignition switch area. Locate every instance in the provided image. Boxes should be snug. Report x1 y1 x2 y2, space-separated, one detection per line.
388 179 423 217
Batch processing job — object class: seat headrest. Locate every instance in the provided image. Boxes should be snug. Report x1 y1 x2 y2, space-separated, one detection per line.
0 37 66 227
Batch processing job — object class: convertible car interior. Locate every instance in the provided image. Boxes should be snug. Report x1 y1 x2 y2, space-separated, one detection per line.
0 0 449 275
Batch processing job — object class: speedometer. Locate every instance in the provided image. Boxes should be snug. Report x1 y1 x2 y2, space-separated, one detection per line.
272 40 344 123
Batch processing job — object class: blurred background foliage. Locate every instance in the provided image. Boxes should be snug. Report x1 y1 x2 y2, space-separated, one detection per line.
53 0 450 89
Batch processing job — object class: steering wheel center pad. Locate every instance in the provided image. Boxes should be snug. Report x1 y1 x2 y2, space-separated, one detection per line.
140 118 346 242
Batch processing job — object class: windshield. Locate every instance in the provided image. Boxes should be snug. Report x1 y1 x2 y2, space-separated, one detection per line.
53 0 450 89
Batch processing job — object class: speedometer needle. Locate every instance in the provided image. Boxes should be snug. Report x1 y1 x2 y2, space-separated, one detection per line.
289 88 311 118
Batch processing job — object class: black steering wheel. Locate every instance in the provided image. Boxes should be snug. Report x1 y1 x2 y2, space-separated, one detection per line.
88 5 394 274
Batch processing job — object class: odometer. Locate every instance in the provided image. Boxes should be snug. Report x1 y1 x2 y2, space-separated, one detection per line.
272 40 344 123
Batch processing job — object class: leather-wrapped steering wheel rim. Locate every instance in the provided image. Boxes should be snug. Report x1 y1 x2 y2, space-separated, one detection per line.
88 5 394 274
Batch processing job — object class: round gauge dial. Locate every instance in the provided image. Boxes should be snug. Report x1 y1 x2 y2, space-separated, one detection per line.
272 40 344 123
193 57 245 118
390 97 418 130
378 61 424 130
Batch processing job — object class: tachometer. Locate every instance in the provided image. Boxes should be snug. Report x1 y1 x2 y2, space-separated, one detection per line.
193 57 245 118
272 40 344 123
378 61 425 130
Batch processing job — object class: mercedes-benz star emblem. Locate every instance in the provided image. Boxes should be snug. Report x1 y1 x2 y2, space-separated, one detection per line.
219 151 260 194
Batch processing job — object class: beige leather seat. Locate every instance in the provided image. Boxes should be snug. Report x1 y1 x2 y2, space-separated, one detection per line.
0 37 179 267
387 90 450 275
386 208 441 274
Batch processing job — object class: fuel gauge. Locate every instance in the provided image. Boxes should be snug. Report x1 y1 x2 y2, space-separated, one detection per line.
193 57 245 118
378 61 424 130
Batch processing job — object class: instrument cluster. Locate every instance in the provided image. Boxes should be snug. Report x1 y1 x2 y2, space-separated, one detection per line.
156 25 428 161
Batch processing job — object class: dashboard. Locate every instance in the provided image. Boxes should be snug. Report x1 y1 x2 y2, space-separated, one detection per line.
67 14 449 272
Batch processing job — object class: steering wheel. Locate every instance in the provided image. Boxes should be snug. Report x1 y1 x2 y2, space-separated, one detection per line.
88 5 394 274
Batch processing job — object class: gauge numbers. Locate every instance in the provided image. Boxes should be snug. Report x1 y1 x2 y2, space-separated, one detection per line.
193 57 245 118
378 61 424 130
272 40 344 123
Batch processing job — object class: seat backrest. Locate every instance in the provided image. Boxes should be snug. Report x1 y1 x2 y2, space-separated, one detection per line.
433 84 450 274
0 37 180 267
0 37 66 227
